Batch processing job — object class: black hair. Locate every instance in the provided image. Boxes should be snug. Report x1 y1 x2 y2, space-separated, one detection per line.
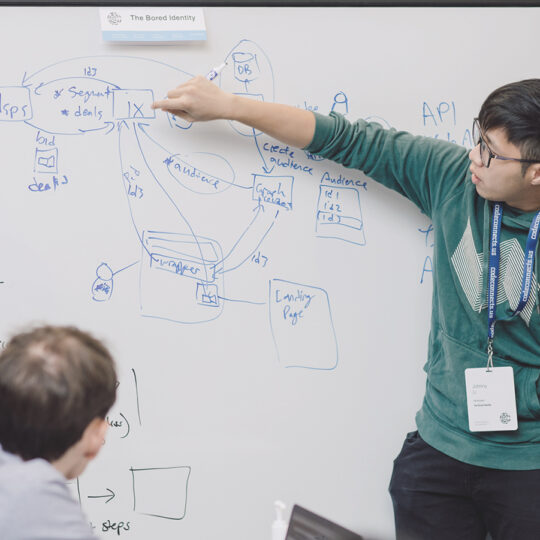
478 79 540 174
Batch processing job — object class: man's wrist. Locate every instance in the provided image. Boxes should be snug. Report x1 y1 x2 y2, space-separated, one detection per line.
228 93 255 123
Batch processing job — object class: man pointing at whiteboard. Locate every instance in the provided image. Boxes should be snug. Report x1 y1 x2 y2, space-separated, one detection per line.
153 78 540 539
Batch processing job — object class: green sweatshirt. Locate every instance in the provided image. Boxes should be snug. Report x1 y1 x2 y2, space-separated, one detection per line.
306 112 540 470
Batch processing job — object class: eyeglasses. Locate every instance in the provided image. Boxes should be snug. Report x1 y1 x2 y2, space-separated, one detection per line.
472 118 539 168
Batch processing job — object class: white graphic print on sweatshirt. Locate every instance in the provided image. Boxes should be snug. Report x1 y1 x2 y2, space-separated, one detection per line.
451 220 537 325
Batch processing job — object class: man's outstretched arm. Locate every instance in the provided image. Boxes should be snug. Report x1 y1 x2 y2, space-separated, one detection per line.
151 75 316 149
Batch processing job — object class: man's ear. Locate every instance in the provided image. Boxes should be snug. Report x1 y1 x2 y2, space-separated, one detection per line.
81 417 108 460
528 163 540 186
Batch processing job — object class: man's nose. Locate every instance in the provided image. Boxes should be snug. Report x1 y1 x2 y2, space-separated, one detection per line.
469 143 483 166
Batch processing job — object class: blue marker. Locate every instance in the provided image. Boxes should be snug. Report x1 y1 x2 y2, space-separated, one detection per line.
206 62 227 81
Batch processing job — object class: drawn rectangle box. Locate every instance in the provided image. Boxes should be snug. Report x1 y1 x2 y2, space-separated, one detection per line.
269 279 338 370
112 89 156 120
150 251 212 282
131 466 191 520
140 230 224 324
317 212 362 229
145 231 218 283
34 148 58 174
196 282 219 306
0 86 32 121
252 174 293 210
316 185 366 246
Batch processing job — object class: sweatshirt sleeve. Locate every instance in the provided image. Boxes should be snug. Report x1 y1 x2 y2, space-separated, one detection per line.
305 111 471 218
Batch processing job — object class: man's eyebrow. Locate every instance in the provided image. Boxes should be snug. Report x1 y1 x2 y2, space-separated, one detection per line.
483 130 500 154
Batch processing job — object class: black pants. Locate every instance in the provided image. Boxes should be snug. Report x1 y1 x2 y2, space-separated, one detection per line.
388 431 540 540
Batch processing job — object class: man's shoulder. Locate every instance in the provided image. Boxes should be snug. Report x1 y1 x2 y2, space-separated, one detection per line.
0 451 95 539
0 449 60 488
0 453 66 520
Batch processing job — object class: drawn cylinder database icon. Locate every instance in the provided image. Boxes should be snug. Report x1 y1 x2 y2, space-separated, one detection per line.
232 52 260 83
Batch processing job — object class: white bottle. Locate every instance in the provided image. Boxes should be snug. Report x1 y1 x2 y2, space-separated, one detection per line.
272 500 287 540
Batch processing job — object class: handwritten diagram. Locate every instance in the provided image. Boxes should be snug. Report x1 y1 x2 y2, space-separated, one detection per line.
0 38 378 535
131 465 191 520
0 39 369 373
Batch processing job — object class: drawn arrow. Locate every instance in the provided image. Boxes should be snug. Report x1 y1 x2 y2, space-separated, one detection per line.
137 122 250 190
217 294 266 306
214 209 279 276
252 128 275 174
87 488 115 504
131 122 212 285
21 72 30 87
252 196 265 213
78 122 115 134
117 120 129 132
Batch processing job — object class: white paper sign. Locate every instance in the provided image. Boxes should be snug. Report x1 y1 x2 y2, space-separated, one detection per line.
465 366 518 432
99 7 206 42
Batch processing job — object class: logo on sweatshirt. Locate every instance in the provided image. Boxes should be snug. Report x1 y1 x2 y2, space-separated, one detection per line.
451 220 538 325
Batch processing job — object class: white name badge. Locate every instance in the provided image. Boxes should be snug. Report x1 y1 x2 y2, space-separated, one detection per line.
465 367 518 432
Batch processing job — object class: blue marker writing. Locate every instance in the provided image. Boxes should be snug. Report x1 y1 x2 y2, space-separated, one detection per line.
206 62 227 81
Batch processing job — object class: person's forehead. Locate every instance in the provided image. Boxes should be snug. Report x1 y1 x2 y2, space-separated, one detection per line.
484 126 519 155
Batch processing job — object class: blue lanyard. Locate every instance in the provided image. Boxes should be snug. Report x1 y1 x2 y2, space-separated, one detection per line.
487 203 503 340
487 203 540 341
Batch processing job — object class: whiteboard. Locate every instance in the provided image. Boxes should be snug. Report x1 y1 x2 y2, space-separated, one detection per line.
0 5 538 540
